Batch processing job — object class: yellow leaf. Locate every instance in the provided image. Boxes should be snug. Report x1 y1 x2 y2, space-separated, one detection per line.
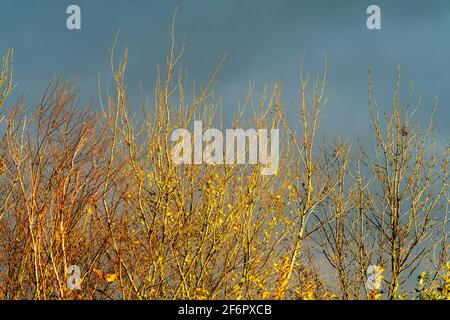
105 273 118 283
93 268 103 279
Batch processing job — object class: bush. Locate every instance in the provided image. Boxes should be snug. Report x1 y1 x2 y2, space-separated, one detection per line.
0 25 448 300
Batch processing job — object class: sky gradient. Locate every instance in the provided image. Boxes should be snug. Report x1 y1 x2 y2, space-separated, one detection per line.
1 0 449 147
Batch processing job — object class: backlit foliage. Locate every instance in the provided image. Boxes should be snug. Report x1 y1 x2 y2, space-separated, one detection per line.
0 23 448 300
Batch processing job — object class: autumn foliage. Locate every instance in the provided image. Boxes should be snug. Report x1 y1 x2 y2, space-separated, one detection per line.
0 25 448 300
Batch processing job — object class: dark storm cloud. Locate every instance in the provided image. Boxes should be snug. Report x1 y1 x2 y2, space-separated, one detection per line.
1 0 449 146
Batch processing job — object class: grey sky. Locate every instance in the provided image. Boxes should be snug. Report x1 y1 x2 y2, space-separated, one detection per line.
1 0 449 147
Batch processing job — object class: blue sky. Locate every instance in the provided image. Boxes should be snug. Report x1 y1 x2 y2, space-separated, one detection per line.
1 0 449 147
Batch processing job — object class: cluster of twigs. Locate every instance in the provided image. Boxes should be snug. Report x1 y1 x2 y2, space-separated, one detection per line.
0 24 448 300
